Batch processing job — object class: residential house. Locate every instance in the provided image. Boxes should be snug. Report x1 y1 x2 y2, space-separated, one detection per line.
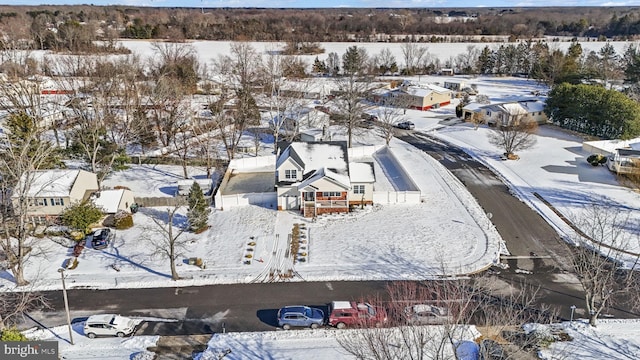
393 83 452 111
462 100 547 126
275 141 375 217
92 188 136 214
13 169 99 224
443 80 466 91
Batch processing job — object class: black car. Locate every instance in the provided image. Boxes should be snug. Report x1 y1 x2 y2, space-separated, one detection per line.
91 228 113 250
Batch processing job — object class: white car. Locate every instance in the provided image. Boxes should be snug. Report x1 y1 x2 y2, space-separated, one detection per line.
84 314 137 338
404 305 452 325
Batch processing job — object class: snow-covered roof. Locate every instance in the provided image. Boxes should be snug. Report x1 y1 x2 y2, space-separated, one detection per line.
276 142 349 176
298 167 351 190
92 189 125 214
584 137 640 154
349 162 375 183
403 83 452 97
21 169 82 197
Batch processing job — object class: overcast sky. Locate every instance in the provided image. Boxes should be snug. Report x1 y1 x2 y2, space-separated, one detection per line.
8 0 640 8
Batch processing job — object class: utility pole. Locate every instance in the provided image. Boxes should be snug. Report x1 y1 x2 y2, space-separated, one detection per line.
58 268 74 345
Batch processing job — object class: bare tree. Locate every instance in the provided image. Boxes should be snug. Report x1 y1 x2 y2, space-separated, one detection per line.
402 42 428 75
212 42 262 159
0 78 61 287
337 278 554 360
566 204 640 327
143 206 190 281
260 48 310 148
376 104 405 145
487 114 537 157
0 289 50 330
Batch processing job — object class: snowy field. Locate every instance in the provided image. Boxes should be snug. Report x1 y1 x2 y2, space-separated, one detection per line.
117 40 634 71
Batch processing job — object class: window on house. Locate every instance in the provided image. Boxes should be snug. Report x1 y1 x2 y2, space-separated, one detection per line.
486 111 492 116
353 185 365 194
322 191 341 198
51 198 64 206
36 198 47 206
285 169 297 180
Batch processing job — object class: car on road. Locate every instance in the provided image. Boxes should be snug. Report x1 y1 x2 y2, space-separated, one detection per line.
404 304 452 325
277 305 325 330
396 121 415 130
91 228 113 250
328 301 388 329
84 314 137 338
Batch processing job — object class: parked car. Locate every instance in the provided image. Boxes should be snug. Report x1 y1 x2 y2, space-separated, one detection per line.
84 314 137 338
328 301 388 329
277 305 325 330
404 304 452 325
396 121 415 130
91 228 113 250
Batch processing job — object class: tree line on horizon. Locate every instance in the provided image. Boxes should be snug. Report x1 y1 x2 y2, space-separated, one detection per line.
3 5 640 48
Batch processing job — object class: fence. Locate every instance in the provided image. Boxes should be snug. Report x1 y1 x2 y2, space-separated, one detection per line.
134 196 188 207
214 192 277 210
228 155 276 171
373 191 422 205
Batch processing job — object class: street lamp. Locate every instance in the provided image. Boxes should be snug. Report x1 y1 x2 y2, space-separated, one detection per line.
58 268 74 345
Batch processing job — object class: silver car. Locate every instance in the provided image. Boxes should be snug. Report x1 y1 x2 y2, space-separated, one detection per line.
84 314 137 338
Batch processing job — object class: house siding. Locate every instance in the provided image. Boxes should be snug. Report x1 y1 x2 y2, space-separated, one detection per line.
69 170 99 203
349 182 374 205
276 159 303 183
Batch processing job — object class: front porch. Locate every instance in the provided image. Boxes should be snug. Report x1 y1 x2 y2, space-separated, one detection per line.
302 191 349 218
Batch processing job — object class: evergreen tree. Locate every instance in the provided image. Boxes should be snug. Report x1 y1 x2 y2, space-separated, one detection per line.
187 182 211 232
312 57 327 74
61 201 104 234
623 44 640 83
4 112 61 179
476 46 493 74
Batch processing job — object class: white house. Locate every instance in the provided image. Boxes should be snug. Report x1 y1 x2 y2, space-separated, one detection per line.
92 189 136 214
463 100 547 126
13 169 99 224
275 141 375 217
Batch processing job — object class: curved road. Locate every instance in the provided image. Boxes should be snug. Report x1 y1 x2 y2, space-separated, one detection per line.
398 130 635 320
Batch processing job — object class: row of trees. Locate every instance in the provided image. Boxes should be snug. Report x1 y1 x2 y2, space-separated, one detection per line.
546 83 640 139
5 6 640 47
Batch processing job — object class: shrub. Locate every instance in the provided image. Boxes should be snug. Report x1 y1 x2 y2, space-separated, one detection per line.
587 153 606 166
114 211 134 230
61 201 104 233
1 327 28 341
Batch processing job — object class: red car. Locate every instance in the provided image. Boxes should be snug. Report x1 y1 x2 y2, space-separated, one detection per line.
327 301 388 329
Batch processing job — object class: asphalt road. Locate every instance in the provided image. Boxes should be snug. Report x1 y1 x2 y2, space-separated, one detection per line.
31 281 390 335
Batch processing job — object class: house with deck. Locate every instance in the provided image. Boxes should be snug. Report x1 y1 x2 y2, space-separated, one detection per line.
275 141 375 217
